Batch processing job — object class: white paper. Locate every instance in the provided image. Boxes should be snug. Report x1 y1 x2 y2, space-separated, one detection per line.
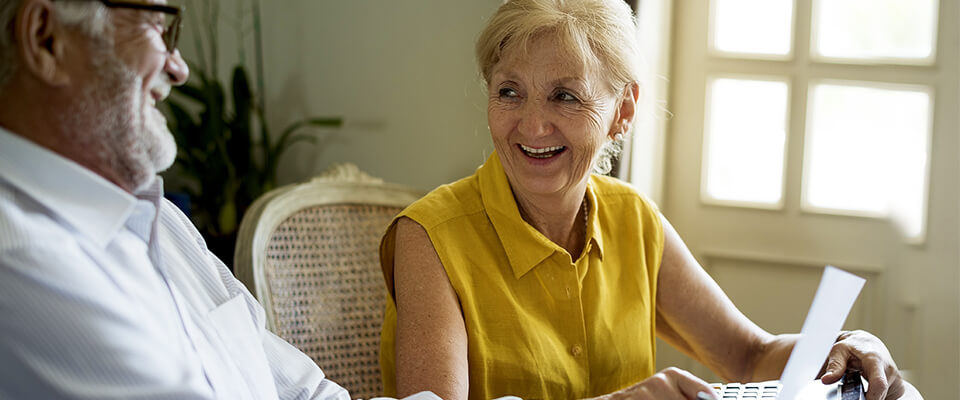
369 391 443 400
778 266 865 400
370 392 520 400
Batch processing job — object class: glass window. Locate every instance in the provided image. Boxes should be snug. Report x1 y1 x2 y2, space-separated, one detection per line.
702 77 790 207
711 0 794 57
803 82 932 239
812 0 939 63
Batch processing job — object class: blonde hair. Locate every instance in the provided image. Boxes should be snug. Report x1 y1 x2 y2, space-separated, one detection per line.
475 0 641 93
475 0 640 175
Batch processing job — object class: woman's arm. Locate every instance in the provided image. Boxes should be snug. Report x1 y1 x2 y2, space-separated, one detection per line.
655 214 780 382
655 214 914 400
393 217 470 400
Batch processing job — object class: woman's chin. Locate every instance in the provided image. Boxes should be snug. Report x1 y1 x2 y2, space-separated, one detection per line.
510 172 580 198
501 152 588 196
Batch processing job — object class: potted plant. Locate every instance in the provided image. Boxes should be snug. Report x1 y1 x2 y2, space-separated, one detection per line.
164 0 341 267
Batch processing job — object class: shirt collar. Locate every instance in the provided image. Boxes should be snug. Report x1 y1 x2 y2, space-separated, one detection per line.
585 176 604 259
128 178 164 243
478 152 604 280
0 127 140 248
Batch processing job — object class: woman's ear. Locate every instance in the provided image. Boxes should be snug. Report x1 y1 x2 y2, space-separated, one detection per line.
609 81 640 139
16 0 72 86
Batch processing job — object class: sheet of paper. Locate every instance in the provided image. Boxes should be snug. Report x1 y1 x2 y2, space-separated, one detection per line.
370 391 443 400
778 266 865 400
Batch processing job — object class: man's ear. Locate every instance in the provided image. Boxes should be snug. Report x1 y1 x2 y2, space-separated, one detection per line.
609 81 640 139
16 0 71 86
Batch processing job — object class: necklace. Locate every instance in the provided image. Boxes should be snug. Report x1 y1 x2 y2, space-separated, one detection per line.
581 197 589 228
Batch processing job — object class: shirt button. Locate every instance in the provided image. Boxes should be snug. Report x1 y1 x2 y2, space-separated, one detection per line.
571 344 583 357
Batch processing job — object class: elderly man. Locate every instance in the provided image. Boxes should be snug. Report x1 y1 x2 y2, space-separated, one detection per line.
0 0 349 399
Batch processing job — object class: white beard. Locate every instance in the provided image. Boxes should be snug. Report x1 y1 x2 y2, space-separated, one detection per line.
63 40 176 192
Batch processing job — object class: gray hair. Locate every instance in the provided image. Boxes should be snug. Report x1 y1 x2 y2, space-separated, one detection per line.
0 1 110 91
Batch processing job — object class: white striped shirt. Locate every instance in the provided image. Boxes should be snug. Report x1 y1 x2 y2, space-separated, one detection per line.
0 128 350 400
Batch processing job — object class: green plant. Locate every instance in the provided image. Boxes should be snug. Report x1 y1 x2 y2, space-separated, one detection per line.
164 0 341 265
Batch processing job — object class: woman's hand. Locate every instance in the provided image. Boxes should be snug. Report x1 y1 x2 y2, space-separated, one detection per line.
819 330 908 400
596 367 718 400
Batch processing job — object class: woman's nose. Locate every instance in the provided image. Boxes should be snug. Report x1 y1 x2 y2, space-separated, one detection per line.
517 101 552 138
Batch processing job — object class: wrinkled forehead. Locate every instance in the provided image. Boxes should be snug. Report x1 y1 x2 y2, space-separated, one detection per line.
492 31 605 86
491 27 608 85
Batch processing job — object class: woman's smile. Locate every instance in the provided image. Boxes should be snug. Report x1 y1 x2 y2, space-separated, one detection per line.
517 143 567 159
486 33 621 198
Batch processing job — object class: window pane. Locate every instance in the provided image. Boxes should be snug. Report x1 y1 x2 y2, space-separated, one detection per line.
812 0 938 62
804 82 931 239
712 0 793 56
703 78 789 206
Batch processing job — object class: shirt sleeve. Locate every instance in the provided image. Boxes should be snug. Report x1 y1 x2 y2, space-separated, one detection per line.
263 332 351 400
0 245 216 400
209 249 350 400
163 198 351 400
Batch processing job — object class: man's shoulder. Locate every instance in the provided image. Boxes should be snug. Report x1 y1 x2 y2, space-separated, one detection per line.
152 198 247 298
0 181 79 254
155 198 203 244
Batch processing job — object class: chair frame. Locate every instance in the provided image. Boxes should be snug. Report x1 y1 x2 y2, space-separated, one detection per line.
234 163 424 333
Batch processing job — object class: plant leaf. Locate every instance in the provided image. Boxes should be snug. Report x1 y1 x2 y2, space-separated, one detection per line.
283 132 319 148
231 65 253 125
172 82 207 104
264 117 340 185
274 117 342 156
218 198 237 234
165 100 199 148
227 65 253 178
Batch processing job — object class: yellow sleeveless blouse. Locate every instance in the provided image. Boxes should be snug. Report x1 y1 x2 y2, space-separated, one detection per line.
380 153 664 400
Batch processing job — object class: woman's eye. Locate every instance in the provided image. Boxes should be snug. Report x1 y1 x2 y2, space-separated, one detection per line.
498 88 519 98
554 91 580 103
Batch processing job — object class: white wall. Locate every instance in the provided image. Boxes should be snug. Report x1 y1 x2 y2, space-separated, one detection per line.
181 0 503 192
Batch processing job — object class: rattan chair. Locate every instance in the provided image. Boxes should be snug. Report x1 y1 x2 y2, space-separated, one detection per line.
235 163 423 400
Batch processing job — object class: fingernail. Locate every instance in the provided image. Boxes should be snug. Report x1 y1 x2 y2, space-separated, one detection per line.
697 391 716 400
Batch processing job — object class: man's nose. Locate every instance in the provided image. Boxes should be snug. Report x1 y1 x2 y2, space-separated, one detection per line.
164 49 189 86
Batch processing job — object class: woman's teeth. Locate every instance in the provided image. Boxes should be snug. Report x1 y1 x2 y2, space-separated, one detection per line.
519 144 566 159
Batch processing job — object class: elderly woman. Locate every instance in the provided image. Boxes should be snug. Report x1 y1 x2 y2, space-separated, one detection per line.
378 1 918 399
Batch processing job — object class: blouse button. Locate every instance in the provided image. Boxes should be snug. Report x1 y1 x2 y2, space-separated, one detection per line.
571 344 583 357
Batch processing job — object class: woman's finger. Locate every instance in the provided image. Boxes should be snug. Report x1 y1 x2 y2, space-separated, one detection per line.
860 358 889 400
666 368 718 400
884 373 906 400
819 343 851 384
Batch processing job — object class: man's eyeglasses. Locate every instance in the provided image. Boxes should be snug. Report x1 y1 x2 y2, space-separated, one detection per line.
57 0 184 53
